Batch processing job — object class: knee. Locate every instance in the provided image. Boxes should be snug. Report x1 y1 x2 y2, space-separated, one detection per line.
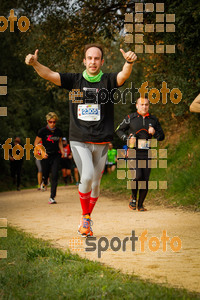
91 180 100 197
135 175 141 181
92 177 101 189
81 176 93 187
130 169 141 181
81 175 93 188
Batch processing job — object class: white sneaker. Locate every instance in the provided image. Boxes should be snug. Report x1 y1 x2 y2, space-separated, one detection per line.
48 198 57 204
41 182 47 191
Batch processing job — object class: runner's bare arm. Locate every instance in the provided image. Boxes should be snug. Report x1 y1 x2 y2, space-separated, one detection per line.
117 49 137 86
59 138 65 157
190 93 200 113
25 49 61 86
34 136 48 158
34 136 42 147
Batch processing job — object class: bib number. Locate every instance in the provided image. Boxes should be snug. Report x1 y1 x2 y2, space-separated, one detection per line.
78 104 100 121
138 139 150 149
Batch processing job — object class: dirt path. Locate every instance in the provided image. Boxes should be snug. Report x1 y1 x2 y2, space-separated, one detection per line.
0 186 200 293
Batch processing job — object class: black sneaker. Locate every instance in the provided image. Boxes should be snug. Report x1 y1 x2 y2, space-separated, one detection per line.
129 199 136 210
138 206 147 211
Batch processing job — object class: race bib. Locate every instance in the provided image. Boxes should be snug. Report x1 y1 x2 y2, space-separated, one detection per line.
138 139 150 149
77 104 100 121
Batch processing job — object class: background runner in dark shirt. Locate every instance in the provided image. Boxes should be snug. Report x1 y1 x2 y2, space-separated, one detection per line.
34 112 64 204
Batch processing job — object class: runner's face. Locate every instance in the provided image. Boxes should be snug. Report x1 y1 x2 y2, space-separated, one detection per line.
136 98 149 116
48 118 56 129
83 47 104 76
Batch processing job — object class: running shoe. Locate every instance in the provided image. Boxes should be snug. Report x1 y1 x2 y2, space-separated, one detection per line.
41 182 47 191
129 199 136 210
48 198 57 204
78 214 93 237
138 206 147 211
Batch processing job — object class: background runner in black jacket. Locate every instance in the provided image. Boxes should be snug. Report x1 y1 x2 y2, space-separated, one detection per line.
34 112 64 204
116 98 165 211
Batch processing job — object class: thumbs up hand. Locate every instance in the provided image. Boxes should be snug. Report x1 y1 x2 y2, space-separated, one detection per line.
120 49 137 63
25 49 39 66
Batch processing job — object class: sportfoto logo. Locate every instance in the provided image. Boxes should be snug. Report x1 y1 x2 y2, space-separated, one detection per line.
68 230 182 258
2 138 47 160
117 146 168 190
0 76 7 117
0 218 7 259
0 9 30 32
69 81 182 105
124 3 176 54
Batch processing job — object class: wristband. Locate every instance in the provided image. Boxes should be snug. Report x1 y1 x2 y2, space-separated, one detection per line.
126 60 134 64
122 134 127 141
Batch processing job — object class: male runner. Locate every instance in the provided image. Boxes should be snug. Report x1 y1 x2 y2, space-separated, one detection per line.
25 44 137 236
106 143 117 174
116 98 164 211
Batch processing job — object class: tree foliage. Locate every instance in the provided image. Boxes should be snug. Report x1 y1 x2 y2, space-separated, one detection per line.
0 0 199 186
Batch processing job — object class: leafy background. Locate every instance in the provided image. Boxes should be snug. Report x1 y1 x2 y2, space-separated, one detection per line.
0 0 200 190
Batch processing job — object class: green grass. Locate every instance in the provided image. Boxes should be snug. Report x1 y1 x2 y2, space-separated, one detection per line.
0 227 198 299
150 130 200 208
101 130 200 209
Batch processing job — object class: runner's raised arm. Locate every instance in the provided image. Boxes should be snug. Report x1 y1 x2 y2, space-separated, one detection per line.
25 49 61 86
117 49 137 86
190 93 200 113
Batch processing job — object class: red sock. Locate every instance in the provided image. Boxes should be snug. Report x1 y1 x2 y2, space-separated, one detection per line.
79 190 91 215
89 197 98 214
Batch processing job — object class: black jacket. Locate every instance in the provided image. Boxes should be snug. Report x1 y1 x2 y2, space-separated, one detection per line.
116 111 164 144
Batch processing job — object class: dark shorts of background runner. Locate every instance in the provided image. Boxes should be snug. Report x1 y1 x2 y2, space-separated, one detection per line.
61 158 72 170
106 163 116 167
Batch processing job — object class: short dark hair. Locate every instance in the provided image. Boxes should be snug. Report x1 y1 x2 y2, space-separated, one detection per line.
84 44 104 60
136 98 149 104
